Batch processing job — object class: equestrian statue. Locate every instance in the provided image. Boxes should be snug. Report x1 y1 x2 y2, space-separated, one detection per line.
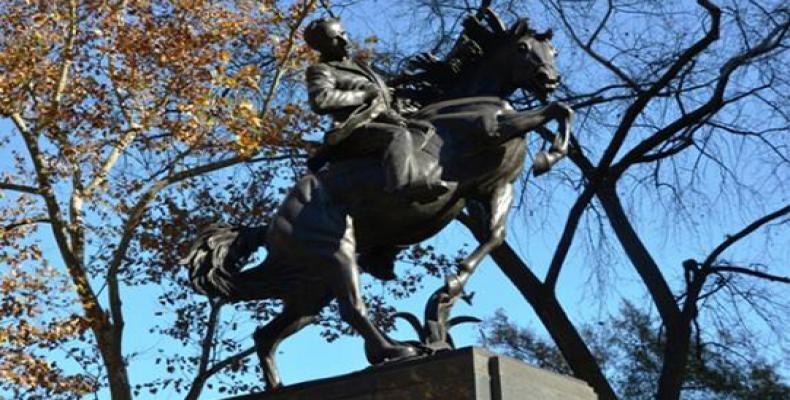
183 2 574 390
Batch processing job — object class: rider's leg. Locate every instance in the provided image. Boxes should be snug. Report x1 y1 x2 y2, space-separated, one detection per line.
372 124 449 200
378 124 415 192
324 122 448 200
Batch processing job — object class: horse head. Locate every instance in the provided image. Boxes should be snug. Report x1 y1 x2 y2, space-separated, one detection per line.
507 19 560 101
395 12 561 104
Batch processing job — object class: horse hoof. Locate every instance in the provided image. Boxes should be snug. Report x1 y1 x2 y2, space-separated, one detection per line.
397 344 420 358
265 382 283 392
533 152 551 176
369 344 422 365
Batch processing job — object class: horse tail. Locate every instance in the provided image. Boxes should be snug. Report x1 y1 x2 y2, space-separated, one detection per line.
181 223 269 301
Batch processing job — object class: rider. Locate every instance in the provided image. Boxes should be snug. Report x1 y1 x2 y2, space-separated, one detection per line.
303 17 449 202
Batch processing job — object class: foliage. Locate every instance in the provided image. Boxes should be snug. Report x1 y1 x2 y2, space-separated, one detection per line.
0 0 322 398
481 304 789 400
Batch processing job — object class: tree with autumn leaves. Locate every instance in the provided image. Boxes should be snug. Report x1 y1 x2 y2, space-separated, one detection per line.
0 0 325 398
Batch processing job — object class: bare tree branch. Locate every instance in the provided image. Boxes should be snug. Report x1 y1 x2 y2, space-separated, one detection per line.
613 18 788 174
597 186 681 324
551 0 641 91
0 182 41 195
185 301 225 400
2 217 51 232
104 153 252 352
544 187 595 290
260 0 317 118
53 0 78 108
702 204 790 268
12 113 78 269
711 265 790 284
203 347 256 380
598 0 722 171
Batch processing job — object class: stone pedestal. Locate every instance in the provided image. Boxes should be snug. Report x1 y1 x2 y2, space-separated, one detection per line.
225 347 597 400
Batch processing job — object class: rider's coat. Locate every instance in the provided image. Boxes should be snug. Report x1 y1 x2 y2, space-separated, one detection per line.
306 58 393 124
305 57 427 197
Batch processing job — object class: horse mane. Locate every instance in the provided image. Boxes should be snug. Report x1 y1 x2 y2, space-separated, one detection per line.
395 9 544 106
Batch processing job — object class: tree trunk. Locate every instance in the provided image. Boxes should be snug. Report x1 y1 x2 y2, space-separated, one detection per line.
459 212 617 398
477 235 619 400
596 186 691 399
96 326 132 400
655 323 691 400
185 376 206 400
595 187 680 325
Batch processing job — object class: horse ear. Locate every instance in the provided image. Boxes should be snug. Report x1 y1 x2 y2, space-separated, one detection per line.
535 28 554 41
509 18 530 38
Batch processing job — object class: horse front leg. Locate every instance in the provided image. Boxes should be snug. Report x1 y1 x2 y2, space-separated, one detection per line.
497 102 574 175
423 183 514 346
456 182 513 282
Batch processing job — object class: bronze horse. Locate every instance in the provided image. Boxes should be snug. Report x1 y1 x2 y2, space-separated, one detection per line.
184 9 573 390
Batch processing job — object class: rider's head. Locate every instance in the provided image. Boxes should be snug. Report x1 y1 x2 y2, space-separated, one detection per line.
304 17 350 61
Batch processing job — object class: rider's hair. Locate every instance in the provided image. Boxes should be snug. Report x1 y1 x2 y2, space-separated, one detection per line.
304 17 340 51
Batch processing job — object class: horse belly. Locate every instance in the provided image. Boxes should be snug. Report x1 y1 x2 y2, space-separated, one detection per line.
352 194 465 247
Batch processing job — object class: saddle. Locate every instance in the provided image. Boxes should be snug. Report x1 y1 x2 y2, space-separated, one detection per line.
307 117 438 173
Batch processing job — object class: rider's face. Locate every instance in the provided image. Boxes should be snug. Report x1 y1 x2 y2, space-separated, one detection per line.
320 20 350 60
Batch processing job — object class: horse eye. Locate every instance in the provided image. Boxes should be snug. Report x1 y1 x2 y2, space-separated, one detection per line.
518 42 529 53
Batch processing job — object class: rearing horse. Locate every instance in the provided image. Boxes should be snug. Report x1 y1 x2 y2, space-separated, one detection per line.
183 8 573 390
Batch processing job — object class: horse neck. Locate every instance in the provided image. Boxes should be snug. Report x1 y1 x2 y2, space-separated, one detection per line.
435 48 528 187
446 49 517 99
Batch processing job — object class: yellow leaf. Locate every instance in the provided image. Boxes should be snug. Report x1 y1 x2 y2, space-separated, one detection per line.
238 100 254 113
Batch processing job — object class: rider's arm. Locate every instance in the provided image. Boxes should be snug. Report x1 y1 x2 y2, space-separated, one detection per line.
307 64 377 114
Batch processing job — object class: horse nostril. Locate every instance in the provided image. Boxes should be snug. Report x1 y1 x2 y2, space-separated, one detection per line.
537 71 550 82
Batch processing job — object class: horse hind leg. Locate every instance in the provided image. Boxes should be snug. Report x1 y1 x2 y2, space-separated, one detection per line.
329 217 419 364
253 289 331 390
334 261 421 364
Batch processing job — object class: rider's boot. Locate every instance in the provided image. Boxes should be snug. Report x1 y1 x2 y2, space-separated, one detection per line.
401 168 451 202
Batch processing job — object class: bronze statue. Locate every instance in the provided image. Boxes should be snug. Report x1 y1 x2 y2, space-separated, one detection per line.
183 3 573 391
